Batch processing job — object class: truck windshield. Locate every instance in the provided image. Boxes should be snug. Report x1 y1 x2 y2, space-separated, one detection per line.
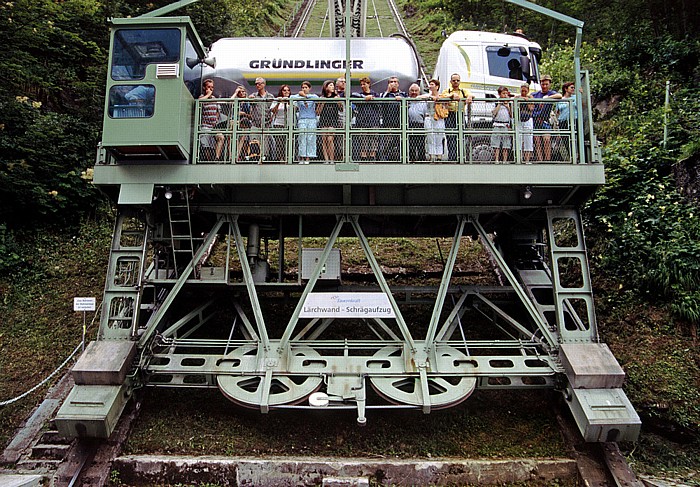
486 46 531 82
111 28 181 81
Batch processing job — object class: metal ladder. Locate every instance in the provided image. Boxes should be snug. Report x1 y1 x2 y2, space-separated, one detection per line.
511 234 558 338
166 187 199 278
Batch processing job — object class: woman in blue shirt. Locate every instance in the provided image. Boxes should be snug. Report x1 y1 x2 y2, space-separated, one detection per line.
292 81 319 163
557 82 577 130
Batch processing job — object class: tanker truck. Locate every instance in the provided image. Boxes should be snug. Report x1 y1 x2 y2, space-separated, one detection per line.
201 37 421 96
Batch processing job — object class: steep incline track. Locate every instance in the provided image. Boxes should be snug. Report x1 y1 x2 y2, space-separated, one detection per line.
288 0 428 84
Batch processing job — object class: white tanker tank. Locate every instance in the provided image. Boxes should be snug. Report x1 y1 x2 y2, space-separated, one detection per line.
202 37 421 96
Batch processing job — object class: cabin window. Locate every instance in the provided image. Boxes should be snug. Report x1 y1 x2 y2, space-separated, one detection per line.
486 46 532 82
111 28 181 81
183 35 202 98
108 85 155 118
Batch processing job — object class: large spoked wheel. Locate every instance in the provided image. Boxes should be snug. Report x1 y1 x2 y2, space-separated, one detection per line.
369 347 477 409
468 135 495 163
217 346 323 408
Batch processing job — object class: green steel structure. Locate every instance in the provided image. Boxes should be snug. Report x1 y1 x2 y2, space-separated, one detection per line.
55 1 641 443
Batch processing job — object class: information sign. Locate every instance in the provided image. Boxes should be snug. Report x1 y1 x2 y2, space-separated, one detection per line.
300 293 395 318
73 297 96 312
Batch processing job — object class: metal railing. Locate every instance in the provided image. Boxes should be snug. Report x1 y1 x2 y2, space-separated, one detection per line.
193 97 579 165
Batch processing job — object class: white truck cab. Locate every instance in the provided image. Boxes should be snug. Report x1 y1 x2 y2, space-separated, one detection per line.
433 31 542 99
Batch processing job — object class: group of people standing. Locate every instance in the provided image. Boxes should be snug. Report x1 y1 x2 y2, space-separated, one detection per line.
350 73 475 162
198 73 577 164
291 74 415 163
494 75 579 163
198 77 277 162
199 76 348 163
290 78 346 163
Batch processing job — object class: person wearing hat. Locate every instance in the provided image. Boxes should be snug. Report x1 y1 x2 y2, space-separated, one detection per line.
532 75 562 161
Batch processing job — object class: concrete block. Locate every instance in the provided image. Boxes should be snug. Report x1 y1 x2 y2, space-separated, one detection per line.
560 343 625 389
113 455 578 486
55 384 129 438
72 340 137 385
0 474 44 487
567 388 641 442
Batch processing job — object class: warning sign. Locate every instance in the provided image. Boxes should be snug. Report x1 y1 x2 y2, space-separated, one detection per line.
73 297 96 312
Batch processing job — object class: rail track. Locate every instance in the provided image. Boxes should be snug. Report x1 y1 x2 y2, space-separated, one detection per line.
286 0 429 84
289 0 316 38
554 402 645 487
1 389 648 486
291 0 399 37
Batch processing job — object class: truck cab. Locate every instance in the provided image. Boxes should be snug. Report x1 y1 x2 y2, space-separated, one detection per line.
433 31 541 97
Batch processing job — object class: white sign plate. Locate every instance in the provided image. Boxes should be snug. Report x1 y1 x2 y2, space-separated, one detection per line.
73 297 96 312
300 293 395 318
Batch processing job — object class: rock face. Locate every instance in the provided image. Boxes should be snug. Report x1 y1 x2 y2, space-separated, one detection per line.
594 94 623 119
674 152 700 206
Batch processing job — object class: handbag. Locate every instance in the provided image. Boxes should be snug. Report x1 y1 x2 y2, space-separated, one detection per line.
433 102 449 120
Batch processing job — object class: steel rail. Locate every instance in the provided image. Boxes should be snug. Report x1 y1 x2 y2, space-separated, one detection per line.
385 0 430 86
291 0 318 37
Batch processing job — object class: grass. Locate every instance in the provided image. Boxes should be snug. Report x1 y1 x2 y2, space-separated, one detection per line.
0 216 112 450
125 388 567 459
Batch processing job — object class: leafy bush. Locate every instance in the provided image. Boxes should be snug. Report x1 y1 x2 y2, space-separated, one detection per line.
673 88 700 161
543 32 700 322
541 41 639 101
0 96 102 228
586 107 700 324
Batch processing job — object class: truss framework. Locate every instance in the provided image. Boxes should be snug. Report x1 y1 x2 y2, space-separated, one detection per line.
95 194 601 424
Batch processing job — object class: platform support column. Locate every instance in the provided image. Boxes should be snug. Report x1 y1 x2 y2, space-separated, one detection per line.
348 216 417 353
229 215 271 352
545 208 599 343
278 216 346 353
99 211 150 340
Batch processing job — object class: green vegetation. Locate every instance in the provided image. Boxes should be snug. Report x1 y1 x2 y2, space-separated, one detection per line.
126 389 566 458
0 217 112 449
0 0 294 237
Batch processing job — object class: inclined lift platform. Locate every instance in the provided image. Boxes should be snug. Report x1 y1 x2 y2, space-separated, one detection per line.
56 0 641 443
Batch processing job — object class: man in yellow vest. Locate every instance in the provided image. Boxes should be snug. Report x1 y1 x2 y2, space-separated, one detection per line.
441 73 473 161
